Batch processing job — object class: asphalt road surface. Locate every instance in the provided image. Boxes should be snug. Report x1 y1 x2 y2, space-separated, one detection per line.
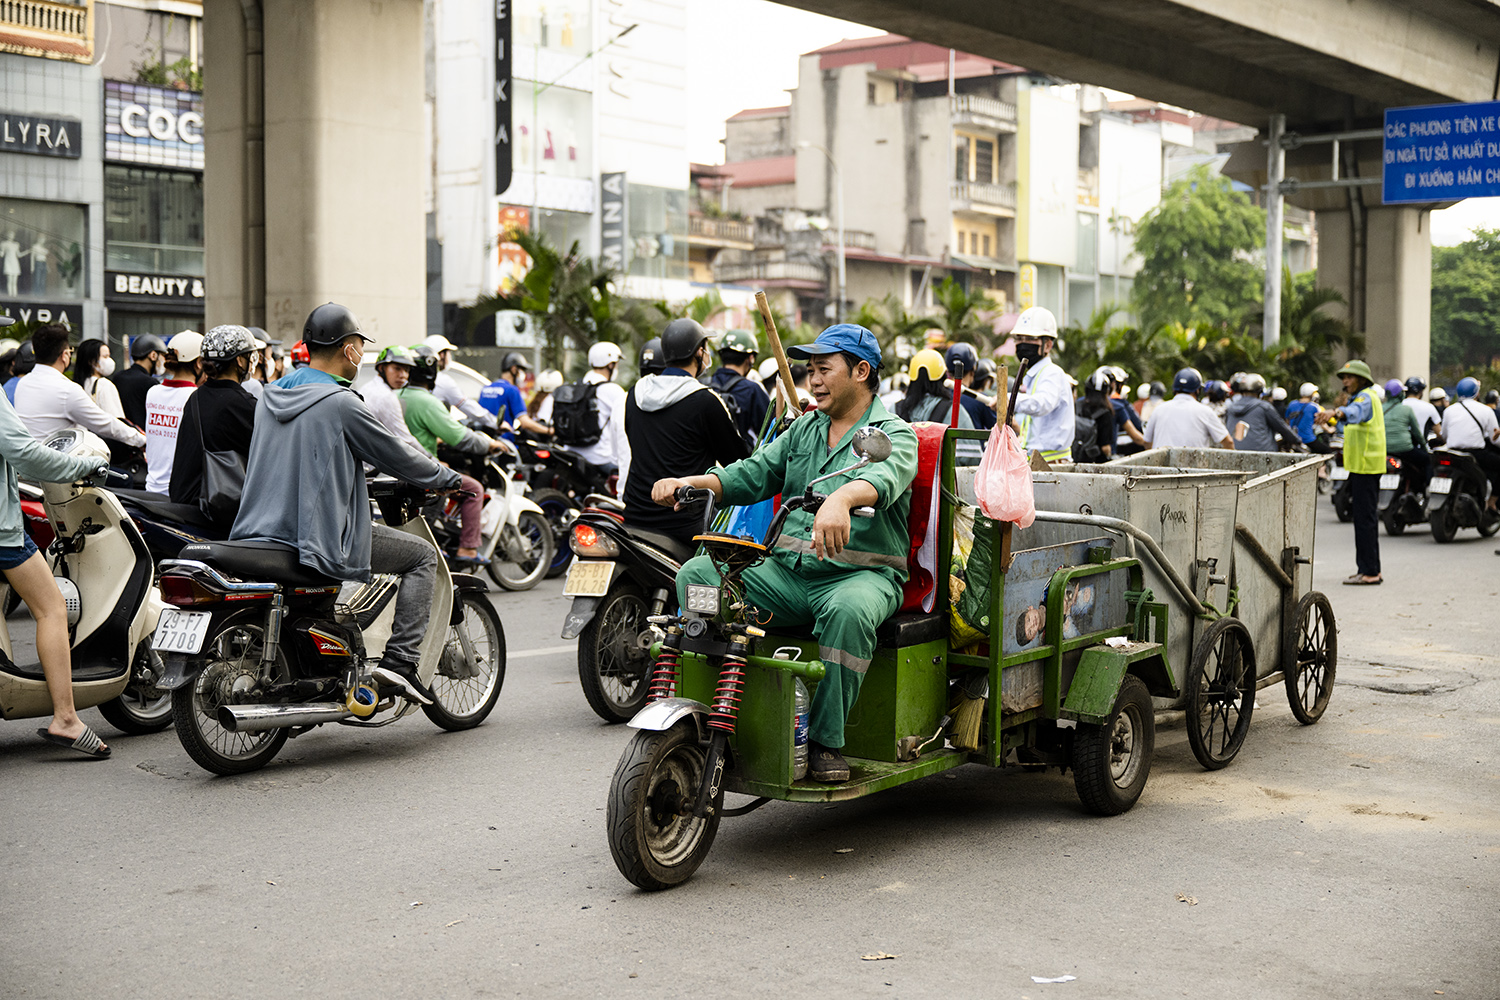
2 493 1497 999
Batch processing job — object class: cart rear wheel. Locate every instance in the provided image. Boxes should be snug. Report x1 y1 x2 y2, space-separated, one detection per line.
1072 674 1154 816
1185 617 1256 770
1283 591 1336 725
607 721 721 890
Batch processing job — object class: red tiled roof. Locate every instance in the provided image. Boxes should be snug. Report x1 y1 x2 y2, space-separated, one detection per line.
906 56 1024 84
727 105 789 121
720 155 795 188
0 33 91 59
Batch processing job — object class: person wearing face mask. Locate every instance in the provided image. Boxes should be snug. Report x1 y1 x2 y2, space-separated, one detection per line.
230 303 461 706
114 333 168 431
1005 307 1075 463
169 325 261 516
72 338 124 419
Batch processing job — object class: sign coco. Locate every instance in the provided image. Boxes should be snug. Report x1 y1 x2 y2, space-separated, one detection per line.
118 103 202 145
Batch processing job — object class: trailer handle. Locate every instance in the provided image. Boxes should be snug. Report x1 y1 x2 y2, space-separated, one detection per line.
1031 510 1209 617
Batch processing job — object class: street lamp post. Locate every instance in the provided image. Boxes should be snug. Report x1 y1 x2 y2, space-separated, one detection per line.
798 139 845 323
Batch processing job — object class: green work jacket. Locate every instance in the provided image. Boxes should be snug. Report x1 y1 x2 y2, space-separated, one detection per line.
1382 396 1425 454
399 385 467 456
712 396 918 585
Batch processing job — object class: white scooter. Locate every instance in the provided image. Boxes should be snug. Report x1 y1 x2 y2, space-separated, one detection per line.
435 441 553 591
0 429 169 736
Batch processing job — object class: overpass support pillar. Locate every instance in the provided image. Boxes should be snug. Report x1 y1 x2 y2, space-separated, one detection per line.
1315 205 1431 385
204 0 426 345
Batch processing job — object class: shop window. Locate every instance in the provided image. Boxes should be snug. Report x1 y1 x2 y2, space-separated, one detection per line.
981 234 991 257
954 135 970 182
956 231 965 254
0 199 86 301
105 166 204 276
955 131 997 184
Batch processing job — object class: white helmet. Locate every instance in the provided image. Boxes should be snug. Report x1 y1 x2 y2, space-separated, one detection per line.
758 357 780 380
1299 382 1318 399
1429 386 1448 402
1136 383 1151 400
1270 386 1287 402
1012 306 1058 339
588 342 622 368
535 368 564 393
1241 372 1266 393
423 334 459 353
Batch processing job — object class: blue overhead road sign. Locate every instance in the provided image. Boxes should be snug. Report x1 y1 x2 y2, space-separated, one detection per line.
1384 101 1500 204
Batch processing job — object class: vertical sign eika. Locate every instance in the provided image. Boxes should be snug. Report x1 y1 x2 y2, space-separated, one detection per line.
600 172 626 273
494 0 512 196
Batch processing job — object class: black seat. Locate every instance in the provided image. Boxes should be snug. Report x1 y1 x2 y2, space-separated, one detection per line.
761 612 947 649
625 526 697 564
114 488 220 532
178 540 339 587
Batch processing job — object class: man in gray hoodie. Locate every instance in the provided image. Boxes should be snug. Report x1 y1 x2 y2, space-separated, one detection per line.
1225 373 1300 453
230 303 460 705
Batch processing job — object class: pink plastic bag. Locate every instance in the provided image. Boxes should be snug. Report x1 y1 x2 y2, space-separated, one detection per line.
974 422 1036 527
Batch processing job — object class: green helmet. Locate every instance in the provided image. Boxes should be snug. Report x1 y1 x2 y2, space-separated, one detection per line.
1336 359 1374 384
718 329 759 356
376 345 415 369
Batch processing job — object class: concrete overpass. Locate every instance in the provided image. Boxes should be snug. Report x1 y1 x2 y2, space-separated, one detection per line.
775 0 1500 378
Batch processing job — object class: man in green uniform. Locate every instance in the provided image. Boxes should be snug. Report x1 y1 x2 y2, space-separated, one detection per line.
652 324 918 783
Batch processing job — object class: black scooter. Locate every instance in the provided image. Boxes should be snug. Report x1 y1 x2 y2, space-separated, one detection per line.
1379 454 1426 536
1426 447 1500 542
516 435 615 579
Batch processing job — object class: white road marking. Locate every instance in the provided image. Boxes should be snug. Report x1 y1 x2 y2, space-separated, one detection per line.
508 644 576 660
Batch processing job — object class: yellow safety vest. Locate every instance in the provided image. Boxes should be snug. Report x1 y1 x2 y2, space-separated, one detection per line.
1342 386 1387 475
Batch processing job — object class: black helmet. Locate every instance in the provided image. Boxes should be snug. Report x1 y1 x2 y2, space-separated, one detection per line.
973 357 997 391
1404 376 1426 395
639 337 665 377
661 318 711 364
501 351 532 373
130 333 168 359
944 342 978 377
1487 389 1500 406
1172 368 1203 395
409 344 439 388
302 302 372 348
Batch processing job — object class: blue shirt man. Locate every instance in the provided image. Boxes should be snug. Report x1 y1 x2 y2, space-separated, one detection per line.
477 351 543 443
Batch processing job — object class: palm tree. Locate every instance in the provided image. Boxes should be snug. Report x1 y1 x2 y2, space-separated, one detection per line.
931 277 993 352
850 294 928 371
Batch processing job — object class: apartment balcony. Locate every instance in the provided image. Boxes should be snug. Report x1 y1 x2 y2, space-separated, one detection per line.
688 214 754 250
820 229 876 252
0 0 92 62
950 94 1017 132
714 259 826 289
951 180 1018 217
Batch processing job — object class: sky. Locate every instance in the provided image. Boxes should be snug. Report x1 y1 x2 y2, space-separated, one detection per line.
684 1 1495 247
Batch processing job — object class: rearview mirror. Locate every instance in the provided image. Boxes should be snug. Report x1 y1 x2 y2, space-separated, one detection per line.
851 426 892 464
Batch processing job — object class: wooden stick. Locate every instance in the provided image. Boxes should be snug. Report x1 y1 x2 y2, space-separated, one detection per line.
754 289 798 418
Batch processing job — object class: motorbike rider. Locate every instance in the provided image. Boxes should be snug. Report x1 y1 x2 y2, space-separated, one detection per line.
945 342 997 431
556 341 632 491
1285 383 1328 453
1319 360 1386 585
638 337 665 378
13 324 147 452
623 318 748 548
708 329 771 449
230 303 462 706
1402 377 1442 444
653 323 918 783
72 338 123 419
1144 368 1234 449
1382 378 1429 497
2 340 34 404
479 351 553 442
400 343 502 565
113 333 168 431
1224 373 1298 451
1442 376 1500 510
142 331 203 495
895 349 975 429
1103 368 1146 453
1007 307 1076 463
364 345 426 453
0 315 115 758
169 325 259 513
423 334 498 429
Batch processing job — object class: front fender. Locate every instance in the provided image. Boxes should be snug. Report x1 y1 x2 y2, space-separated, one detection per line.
627 697 709 738
451 572 488 594
514 496 544 518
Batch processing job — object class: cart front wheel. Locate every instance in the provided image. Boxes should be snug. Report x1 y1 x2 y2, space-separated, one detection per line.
1072 674 1154 816
1283 591 1336 725
1186 617 1256 770
607 721 722 890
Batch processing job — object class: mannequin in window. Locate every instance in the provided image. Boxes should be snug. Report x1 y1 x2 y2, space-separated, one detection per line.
28 236 47 296
0 231 20 298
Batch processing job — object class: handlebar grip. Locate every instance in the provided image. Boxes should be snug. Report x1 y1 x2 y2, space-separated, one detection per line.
675 486 712 504
851 506 875 518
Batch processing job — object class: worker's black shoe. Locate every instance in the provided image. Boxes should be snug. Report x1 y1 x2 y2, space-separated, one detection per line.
809 741 850 783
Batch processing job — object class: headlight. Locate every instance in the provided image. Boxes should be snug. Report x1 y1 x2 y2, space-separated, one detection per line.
684 584 719 615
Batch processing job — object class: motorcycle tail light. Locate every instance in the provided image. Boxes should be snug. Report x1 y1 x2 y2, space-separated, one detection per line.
571 523 621 558
535 449 551 459
160 574 225 607
1437 457 1452 466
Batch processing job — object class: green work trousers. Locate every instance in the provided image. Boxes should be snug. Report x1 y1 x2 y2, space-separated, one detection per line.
677 552 901 750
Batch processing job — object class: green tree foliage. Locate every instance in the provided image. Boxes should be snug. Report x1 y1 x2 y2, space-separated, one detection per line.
1131 164 1264 335
1431 229 1500 372
931 277 994 352
849 294 928 371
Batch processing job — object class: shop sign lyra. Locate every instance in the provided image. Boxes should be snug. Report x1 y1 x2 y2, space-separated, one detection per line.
0 112 82 159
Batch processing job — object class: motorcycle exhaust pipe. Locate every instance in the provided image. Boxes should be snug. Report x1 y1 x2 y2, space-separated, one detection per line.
217 702 353 733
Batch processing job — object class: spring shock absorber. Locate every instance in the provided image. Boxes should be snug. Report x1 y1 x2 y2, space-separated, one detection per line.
706 635 751 733
646 630 683 703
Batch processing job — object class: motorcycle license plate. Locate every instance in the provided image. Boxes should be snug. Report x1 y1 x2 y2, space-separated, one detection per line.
563 560 614 597
1429 477 1453 495
1379 474 1400 490
153 609 212 655
1330 467 1349 481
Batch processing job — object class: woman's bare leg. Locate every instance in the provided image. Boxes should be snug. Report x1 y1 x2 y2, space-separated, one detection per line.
5 553 100 747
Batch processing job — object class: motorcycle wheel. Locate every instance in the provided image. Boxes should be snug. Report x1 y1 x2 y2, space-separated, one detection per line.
1480 506 1500 537
530 487 575 579
487 510 554 591
1332 487 1352 522
607 720 722 890
1428 503 1458 543
171 612 289 775
578 582 653 723
1380 505 1405 536
423 593 506 731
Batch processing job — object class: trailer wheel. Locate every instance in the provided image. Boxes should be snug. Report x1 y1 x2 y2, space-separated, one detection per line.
1185 617 1256 770
1072 674 1154 816
1283 591 1336 725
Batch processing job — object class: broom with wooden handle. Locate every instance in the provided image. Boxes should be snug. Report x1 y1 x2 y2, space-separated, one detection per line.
754 289 799 419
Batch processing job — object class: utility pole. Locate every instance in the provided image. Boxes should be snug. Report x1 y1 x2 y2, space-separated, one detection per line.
1263 113 1285 350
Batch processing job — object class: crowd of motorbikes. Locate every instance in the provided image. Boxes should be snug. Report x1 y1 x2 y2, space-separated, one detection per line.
1327 430 1500 541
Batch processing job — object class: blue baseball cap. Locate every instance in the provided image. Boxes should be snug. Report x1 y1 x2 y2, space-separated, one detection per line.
787 323 882 370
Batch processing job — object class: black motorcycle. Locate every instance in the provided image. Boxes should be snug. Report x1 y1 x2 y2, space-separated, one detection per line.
1426 447 1500 542
1379 455 1426 536
515 435 615 579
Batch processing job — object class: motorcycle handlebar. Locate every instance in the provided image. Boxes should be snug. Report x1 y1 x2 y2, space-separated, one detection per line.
675 486 714 505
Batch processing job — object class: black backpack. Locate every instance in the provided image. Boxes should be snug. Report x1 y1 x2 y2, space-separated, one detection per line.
551 380 604 447
701 371 745 425
1071 398 1104 463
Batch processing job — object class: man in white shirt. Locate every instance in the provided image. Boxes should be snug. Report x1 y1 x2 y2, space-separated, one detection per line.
1400 377 1442 442
142 331 203 494
364 345 426 454
14 323 147 450
424 334 498 429
1144 368 1235 449
1442 378 1500 507
557 342 631 493
1007 307 1075 463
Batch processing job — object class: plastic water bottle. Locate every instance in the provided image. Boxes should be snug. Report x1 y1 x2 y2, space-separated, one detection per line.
792 677 810 780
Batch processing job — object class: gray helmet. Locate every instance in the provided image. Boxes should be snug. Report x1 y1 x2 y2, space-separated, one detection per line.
201 324 259 362
130 333 168 359
639 337 665 377
661 318 711 364
501 351 532 373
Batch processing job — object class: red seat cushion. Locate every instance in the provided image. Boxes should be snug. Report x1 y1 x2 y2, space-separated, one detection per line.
899 421 947 613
